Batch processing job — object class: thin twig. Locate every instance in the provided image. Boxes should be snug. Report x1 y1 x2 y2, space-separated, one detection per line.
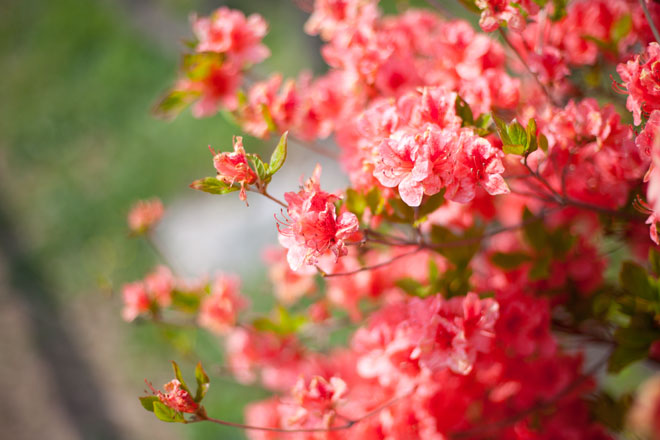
248 188 288 208
498 28 561 107
262 190 288 209
640 0 660 43
319 246 424 277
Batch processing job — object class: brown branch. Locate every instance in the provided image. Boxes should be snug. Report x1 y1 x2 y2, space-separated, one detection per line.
247 188 288 208
319 246 424 277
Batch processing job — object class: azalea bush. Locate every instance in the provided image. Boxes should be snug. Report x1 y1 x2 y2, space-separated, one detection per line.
122 0 660 439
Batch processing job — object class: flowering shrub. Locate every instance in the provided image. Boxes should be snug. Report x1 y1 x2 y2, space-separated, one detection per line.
124 1 660 439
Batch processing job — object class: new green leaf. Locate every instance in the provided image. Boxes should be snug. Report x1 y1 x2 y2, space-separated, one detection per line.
269 131 288 175
194 362 210 403
189 177 239 195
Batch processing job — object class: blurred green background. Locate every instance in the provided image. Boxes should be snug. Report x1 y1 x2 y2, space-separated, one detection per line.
0 0 320 439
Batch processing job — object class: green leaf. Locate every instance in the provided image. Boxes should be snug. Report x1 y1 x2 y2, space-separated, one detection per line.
522 207 547 251
152 89 198 121
502 144 527 155
247 154 270 184
493 115 531 156
194 362 210 403
153 401 185 423
237 89 247 107
611 14 632 43
430 225 483 268
428 259 439 283
345 188 367 220
189 177 239 195
548 229 576 258
490 252 531 270
261 104 277 132
493 114 512 145
475 113 492 130
508 121 527 146
550 0 567 21
649 248 660 277
253 306 308 336
252 317 280 334
525 118 538 154
396 278 424 296
608 315 660 372
365 187 384 215
171 290 201 313
608 343 650 373
620 261 656 301
589 392 632 432
171 361 191 394
455 96 474 126
417 190 446 219
582 35 616 53
538 134 549 153
528 256 551 281
139 396 160 413
268 131 288 175
183 52 223 81
385 197 416 223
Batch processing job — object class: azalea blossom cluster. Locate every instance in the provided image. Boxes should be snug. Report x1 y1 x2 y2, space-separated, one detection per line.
126 1 660 439
121 264 246 335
